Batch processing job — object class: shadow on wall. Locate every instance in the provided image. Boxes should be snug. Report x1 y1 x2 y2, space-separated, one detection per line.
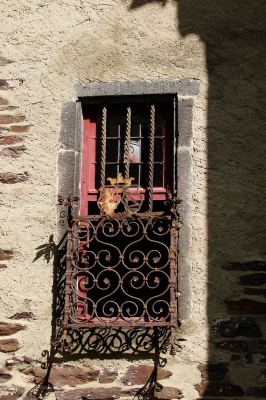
31 195 183 397
131 0 266 397
32 232 183 399
177 2 266 396
32 1 266 397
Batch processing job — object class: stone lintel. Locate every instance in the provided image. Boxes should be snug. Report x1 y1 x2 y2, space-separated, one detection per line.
74 79 199 99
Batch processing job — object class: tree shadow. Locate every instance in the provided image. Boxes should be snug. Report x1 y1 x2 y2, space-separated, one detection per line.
28 232 67 398
33 234 56 264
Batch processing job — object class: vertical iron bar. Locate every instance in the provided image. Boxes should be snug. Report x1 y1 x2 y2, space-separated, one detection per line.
101 105 107 186
73 222 79 322
124 104 131 179
169 219 177 328
138 120 141 185
117 123 120 178
148 103 155 212
173 97 177 195
63 224 73 329
169 217 178 354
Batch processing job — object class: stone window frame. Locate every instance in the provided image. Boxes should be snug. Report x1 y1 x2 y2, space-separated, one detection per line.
57 80 199 321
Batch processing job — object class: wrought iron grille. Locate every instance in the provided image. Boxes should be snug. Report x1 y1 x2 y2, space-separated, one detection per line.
56 94 181 354
99 102 159 211
61 182 179 332
63 213 177 330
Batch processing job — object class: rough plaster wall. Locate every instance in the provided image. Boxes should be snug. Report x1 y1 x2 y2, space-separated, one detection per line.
0 0 208 398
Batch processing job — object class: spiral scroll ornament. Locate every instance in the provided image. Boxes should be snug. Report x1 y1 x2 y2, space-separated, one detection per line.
60 179 179 355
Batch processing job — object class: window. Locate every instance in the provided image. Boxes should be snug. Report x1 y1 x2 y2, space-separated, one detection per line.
58 80 199 338
80 96 176 215
61 96 179 330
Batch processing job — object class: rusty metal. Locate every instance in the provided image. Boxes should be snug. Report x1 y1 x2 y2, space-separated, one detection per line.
60 183 179 333
97 174 142 217
100 105 107 186
173 97 177 196
124 104 131 179
106 173 134 187
148 103 155 212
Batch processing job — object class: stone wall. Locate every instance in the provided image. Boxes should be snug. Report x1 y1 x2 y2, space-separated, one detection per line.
0 0 266 399
195 260 266 399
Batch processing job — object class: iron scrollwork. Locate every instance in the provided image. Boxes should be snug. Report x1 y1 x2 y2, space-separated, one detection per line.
56 176 180 354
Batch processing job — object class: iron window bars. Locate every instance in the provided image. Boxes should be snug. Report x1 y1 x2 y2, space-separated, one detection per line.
56 98 180 354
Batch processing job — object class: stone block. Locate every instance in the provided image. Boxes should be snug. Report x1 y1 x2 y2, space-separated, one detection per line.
73 151 81 198
0 106 18 111
0 250 13 261
212 317 262 338
74 102 82 153
121 365 172 386
247 339 266 354
223 261 266 271
0 80 9 90
177 149 193 198
226 299 266 315
195 382 245 397
247 387 266 397
197 363 229 382
0 79 22 90
55 386 182 400
178 98 194 147
0 339 20 352
0 115 25 124
5 355 33 371
0 368 12 383
55 387 122 400
244 288 266 297
238 273 266 286
59 102 77 150
179 79 200 96
1 145 26 158
0 385 24 398
23 394 38 400
0 97 8 105
231 355 241 361
257 370 266 383
153 386 183 399
213 340 248 353
244 353 266 365
0 322 25 336
0 172 28 184
9 312 34 320
57 150 75 196
32 364 100 387
0 136 24 145
0 56 13 66
74 80 199 99
99 368 118 383
10 125 30 133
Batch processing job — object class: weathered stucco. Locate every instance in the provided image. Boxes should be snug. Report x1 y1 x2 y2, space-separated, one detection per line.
1 0 266 399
